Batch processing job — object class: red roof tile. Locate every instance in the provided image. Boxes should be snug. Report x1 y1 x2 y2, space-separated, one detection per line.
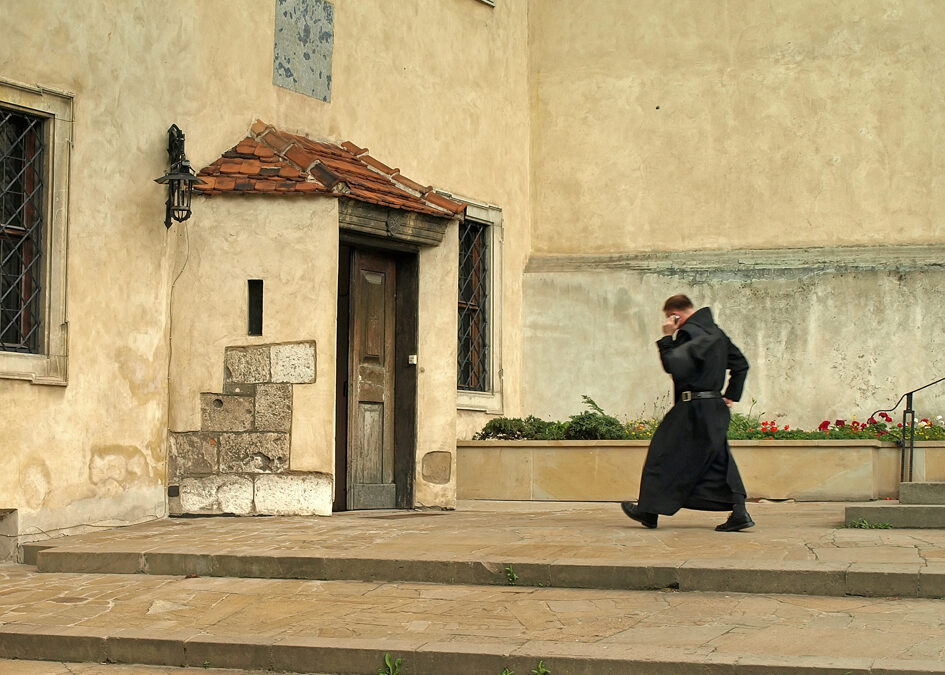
195 121 464 219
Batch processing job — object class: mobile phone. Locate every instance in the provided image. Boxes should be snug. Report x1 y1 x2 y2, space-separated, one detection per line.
672 314 680 325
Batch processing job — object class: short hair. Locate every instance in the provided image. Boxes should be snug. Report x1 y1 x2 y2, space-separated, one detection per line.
662 294 694 312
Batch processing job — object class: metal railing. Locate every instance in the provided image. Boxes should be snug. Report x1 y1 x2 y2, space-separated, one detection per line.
870 376 945 482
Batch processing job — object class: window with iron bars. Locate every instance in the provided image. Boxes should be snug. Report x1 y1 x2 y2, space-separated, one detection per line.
1 107 45 354
458 219 489 391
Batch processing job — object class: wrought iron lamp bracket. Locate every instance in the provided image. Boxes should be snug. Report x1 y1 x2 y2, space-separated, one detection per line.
154 124 204 229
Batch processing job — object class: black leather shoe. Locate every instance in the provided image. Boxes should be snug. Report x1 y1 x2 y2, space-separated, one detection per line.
715 512 755 532
620 501 658 528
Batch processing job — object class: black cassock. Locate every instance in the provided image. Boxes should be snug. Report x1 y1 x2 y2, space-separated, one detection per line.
637 307 750 515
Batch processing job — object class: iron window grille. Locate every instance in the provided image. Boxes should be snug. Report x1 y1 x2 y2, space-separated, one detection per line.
0 108 45 354
458 219 489 391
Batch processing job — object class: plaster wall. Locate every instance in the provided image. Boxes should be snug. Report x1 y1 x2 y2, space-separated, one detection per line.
522 248 945 431
167 197 338 476
415 224 460 508
456 440 911 502
1 0 529 540
528 0 945 254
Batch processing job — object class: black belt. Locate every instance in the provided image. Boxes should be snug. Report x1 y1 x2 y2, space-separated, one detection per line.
680 390 720 402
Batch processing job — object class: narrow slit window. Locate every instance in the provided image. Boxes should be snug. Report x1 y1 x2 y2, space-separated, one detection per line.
248 279 263 336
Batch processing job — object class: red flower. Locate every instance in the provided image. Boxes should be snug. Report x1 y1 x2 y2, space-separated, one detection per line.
818 421 831 431
784 425 790 430
761 421 768 427
868 417 878 425
835 419 846 427
881 412 892 422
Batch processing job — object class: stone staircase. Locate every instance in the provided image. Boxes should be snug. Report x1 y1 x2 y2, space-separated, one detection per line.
3 502 945 674
845 481 945 528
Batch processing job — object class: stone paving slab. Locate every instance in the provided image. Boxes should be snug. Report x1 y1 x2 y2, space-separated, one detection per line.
1 565 944 674
23 501 945 598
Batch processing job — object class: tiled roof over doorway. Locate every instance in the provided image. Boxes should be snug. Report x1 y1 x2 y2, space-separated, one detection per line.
195 121 465 219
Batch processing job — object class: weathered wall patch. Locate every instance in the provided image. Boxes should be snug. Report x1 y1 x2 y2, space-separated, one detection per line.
273 0 334 102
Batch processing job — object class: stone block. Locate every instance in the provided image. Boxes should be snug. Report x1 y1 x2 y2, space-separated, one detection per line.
270 341 316 383
899 482 945 504
271 637 422 675
224 345 271 383
0 624 107 662
200 393 254 431
107 629 197 667
220 433 289 473
917 563 945 598
0 508 16 562
422 450 452 484
845 563 921 598
144 552 214 577
254 473 331 515
223 382 257 396
549 562 679 591
212 552 325 579
255 384 293 432
845 504 945 528
185 635 273 670
37 549 142 574
168 432 219 479
179 475 254 514
678 560 848 596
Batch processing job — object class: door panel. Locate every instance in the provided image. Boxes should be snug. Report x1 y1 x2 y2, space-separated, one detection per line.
347 250 396 509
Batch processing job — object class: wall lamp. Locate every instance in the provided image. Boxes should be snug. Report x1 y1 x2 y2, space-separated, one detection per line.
154 124 204 229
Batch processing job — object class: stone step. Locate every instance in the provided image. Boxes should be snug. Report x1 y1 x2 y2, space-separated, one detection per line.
899 481 945 505
844 503 945 528
2 565 944 674
27 545 945 599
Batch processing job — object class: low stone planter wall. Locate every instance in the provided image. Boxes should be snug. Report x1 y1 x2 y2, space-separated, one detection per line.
457 440 945 502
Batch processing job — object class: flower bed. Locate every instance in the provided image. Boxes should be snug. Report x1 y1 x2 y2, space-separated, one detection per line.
473 397 945 443
461 398 945 502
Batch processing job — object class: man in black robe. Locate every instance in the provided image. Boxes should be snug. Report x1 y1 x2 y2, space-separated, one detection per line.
621 294 754 532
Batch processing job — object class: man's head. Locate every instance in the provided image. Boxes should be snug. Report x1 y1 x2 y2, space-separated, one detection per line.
662 294 695 324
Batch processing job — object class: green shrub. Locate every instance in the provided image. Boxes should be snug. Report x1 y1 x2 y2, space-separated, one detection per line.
565 396 628 440
473 415 566 440
471 396 945 443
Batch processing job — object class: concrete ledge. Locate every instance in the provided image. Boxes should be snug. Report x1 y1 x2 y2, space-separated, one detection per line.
899 482 945 504
26 547 945 599
2 625 938 674
36 549 143 574
844 504 945 528
678 559 849 596
458 440 945 502
0 624 107 662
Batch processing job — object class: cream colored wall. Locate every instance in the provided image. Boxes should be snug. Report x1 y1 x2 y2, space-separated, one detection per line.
528 0 945 254
457 440 908 502
0 1 198 539
514 1 945 436
167 197 339 474
1 0 530 537
522 249 945 431
415 224 460 508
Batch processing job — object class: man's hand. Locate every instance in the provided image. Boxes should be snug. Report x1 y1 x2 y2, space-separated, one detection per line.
723 398 734 408
661 316 678 335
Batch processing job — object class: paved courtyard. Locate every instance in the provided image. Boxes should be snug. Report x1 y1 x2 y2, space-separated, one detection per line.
1 500 944 673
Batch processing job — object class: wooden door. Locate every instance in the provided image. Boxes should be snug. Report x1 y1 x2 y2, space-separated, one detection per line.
346 249 397 509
